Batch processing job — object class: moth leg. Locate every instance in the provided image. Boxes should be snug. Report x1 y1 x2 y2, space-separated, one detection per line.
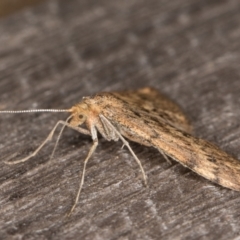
100 115 148 186
158 149 172 165
50 116 91 160
68 128 98 216
50 116 72 160
5 120 90 165
119 136 148 186
50 123 66 160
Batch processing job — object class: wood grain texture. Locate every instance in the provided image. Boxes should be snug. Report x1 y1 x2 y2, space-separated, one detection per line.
1 0 240 239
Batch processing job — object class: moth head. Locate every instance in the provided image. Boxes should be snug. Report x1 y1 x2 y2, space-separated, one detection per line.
69 103 89 127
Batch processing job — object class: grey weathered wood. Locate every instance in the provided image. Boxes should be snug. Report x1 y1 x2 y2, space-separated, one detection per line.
1 0 240 239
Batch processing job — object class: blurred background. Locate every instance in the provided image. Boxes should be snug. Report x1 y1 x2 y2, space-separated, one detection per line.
0 0 45 17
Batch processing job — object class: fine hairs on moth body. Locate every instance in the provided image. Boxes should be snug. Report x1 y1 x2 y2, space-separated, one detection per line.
1 87 240 216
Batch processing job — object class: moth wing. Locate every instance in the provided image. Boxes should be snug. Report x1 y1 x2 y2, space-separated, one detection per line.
151 125 240 192
112 87 192 133
101 106 240 191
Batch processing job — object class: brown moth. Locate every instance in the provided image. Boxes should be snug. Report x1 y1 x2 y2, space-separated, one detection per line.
1 87 240 215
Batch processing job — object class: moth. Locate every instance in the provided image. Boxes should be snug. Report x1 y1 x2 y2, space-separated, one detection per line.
1 87 240 215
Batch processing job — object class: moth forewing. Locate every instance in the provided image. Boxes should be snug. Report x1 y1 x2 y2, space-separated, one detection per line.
156 121 239 190
93 88 240 191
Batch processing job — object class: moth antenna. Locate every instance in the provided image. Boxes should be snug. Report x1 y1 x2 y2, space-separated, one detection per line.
0 109 71 114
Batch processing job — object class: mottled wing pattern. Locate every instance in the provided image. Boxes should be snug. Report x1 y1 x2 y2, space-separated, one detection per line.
99 88 240 191
111 87 192 134
150 122 240 191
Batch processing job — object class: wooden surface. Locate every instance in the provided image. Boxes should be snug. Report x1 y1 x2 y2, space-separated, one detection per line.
1 0 240 239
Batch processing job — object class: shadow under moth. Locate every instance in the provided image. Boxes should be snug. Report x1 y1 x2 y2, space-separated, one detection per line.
1 87 240 215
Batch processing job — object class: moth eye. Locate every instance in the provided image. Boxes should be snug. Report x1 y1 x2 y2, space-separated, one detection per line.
79 114 84 119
